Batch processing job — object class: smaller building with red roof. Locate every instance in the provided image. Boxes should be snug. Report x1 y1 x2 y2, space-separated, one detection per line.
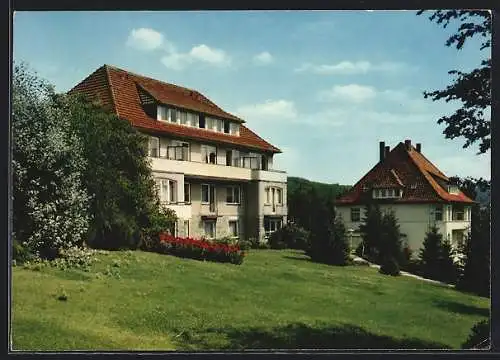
335 139 474 255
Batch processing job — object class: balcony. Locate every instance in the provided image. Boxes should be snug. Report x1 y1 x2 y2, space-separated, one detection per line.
160 202 192 219
150 157 287 183
263 203 286 216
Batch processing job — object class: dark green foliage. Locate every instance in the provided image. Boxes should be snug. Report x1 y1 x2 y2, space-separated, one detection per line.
287 177 350 232
237 240 252 251
379 257 400 276
12 239 34 265
67 94 177 250
307 191 349 266
140 207 178 252
417 10 491 154
419 226 458 283
457 205 490 297
379 210 404 264
359 203 384 262
461 319 490 349
268 223 310 250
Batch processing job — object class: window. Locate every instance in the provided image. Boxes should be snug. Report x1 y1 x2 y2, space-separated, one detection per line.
156 178 176 204
230 123 240 136
276 188 283 204
447 185 460 194
167 142 189 161
351 208 361 222
179 111 188 125
157 105 168 121
187 112 199 127
265 188 270 204
168 108 178 123
199 115 206 129
184 183 191 203
453 206 465 221
228 220 239 237
434 205 443 221
203 220 216 239
224 120 230 134
216 119 223 132
148 136 159 157
264 217 282 236
184 220 189 237
201 184 210 203
201 144 217 164
373 188 401 199
226 186 241 204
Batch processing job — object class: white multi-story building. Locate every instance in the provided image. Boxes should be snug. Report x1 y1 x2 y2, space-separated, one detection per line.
71 65 287 241
335 140 474 255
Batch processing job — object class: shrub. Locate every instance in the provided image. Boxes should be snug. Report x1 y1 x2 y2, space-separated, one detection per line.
268 223 310 250
158 234 245 265
140 206 178 252
379 257 400 276
419 226 458 283
12 239 34 265
52 246 97 271
462 319 490 349
237 240 252 251
12 63 90 258
247 237 270 249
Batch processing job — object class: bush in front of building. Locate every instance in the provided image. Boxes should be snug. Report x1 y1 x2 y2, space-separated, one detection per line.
268 222 310 250
419 226 459 284
158 234 246 265
379 256 401 276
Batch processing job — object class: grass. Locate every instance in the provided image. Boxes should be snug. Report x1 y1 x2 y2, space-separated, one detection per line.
11 249 489 351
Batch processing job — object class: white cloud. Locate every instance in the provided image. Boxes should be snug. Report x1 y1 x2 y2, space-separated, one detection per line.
318 84 377 103
161 44 231 70
160 53 190 71
189 44 231 66
253 51 274 65
295 60 412 75
126 28 164 51
236 100 298 120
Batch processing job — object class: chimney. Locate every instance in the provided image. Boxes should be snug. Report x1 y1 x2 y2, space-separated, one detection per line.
416 143 421 153
404 139 411 150
379 141 385 162
384 146 390 158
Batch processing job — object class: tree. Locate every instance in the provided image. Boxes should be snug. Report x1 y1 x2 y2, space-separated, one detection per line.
417 10 491 154
66 92 177 250
12 63 90 258
419 226 458 283
359 203 383 262
379 210 404 264
457 205 490 297
307 192 349 266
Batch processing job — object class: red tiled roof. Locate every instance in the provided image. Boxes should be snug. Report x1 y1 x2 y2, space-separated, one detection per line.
68 64 281 153
336 142 475 205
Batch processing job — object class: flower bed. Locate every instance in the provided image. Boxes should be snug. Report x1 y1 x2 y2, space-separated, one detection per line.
158 234 246 265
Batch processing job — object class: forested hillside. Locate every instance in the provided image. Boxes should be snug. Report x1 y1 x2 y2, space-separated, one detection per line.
287 176 351 231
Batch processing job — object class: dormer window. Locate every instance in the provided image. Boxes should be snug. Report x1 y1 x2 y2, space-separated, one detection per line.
447 185 460 194
230 123 240 136
373 188 402 199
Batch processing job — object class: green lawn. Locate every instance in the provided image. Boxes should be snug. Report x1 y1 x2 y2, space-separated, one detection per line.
11 249 489 351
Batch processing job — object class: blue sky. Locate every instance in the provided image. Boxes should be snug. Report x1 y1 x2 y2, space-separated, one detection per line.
13 10 491 184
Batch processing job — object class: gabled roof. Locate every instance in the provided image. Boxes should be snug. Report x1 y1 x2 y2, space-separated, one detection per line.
68 64 281 153
336 141 475 205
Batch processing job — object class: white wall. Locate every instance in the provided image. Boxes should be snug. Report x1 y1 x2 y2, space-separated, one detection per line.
336 203 471 255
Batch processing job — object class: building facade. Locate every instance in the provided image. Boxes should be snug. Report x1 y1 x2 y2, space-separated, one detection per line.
70 65 287 242
335 140 474 255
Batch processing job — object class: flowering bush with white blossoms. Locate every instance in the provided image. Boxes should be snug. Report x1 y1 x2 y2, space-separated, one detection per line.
12 62 90 258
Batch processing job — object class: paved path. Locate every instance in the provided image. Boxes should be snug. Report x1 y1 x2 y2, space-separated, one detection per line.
352 256 455 288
